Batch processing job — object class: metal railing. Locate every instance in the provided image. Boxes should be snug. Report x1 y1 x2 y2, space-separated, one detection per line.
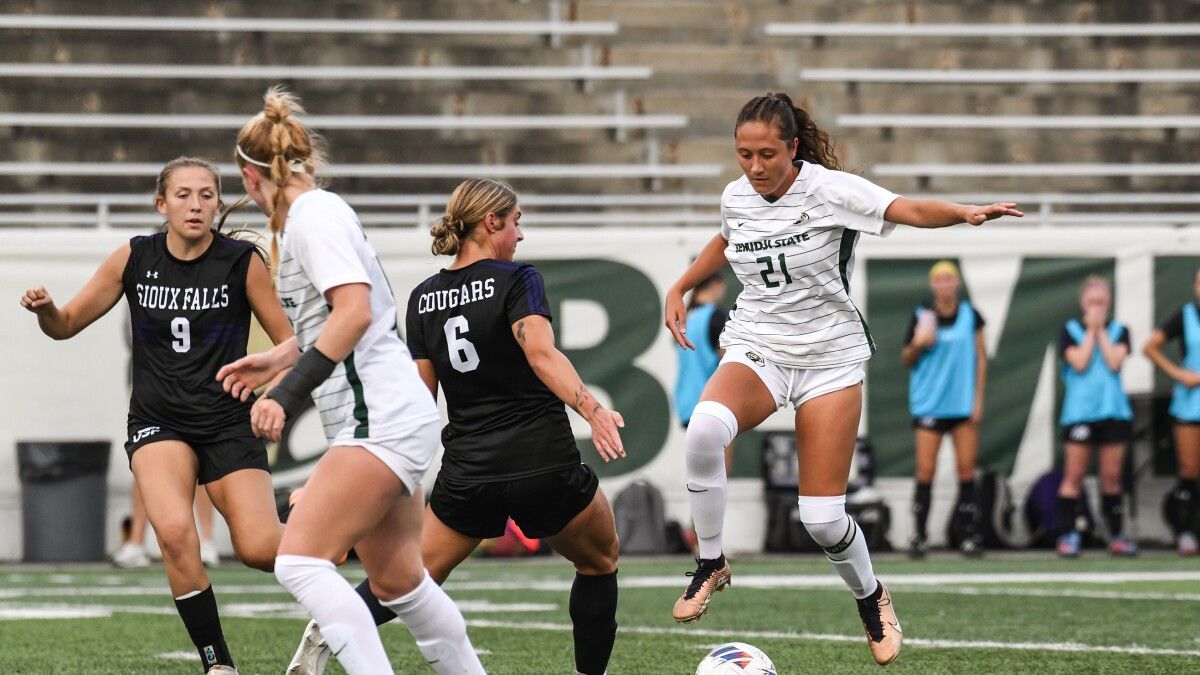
6 192 1200 229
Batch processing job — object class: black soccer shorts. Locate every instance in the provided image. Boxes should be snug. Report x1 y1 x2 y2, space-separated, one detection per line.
125 420 270 484
429 463 600 540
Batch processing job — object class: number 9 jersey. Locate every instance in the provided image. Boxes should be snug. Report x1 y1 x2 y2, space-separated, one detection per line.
406 260 580 483
123 232 257 435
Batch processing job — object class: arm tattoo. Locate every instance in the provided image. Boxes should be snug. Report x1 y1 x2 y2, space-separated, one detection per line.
572 384 588 413
517 321 526 344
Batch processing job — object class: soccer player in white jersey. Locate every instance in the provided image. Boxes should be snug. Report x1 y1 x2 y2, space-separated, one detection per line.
663 93 1023 665
216 87 484 675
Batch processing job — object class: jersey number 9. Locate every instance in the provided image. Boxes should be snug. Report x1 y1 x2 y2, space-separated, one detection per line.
444 316 480 373
171 317 191 353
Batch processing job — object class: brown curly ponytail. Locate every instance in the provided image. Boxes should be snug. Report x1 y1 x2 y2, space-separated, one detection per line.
735 93 841 171
234 86 326 274
432 179 517 256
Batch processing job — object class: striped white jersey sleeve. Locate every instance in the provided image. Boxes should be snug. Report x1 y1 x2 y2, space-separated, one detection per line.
718 162 900 369
276 189 439 445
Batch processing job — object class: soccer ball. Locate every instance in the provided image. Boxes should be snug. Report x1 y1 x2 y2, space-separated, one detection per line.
695 642 777 675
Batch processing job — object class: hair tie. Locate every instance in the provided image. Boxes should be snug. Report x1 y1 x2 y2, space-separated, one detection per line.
236 144 307 174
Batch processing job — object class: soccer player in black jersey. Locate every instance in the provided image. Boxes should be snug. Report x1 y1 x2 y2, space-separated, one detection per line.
286 178 625 675
20 157 294 674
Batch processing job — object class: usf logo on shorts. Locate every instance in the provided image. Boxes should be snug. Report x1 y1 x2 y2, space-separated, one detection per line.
132 426 161 443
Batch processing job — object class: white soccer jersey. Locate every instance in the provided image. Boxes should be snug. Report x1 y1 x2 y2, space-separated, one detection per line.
718 161 900 368
276 189 439 445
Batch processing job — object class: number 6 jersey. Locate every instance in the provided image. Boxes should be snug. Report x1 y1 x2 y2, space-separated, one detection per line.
719 161 901 369
123 231 256 434
405 259 580 483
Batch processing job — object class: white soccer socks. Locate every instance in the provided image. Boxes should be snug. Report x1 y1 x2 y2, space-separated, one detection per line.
275 554 393 674
381 572 486 674
685 401 738 560
798 495 878 599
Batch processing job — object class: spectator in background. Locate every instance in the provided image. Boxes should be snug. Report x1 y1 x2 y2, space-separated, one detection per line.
1055 276 1136 557
1144 269 1200 556
901 260 987 558
674 271 732 472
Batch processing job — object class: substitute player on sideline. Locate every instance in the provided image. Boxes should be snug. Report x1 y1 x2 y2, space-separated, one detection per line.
663 93 1022 665
217 87 483 674
1055 276 1137 557
285 178 624 675
901 260 988 558
20 157 294 674
1143 268 1200 556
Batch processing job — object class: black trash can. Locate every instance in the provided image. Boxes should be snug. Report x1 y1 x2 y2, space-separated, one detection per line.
17 441 111 562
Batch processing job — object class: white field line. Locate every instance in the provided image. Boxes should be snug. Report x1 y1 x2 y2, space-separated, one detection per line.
445 570 1200 593
466 619 1200 658
0 599 555 621
6 600 1199 657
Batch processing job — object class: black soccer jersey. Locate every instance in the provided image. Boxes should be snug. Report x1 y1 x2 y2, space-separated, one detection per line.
406 259 580 483
122 233 256 436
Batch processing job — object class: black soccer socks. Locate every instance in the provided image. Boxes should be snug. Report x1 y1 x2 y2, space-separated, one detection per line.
174 586 234 670
570 570 619 675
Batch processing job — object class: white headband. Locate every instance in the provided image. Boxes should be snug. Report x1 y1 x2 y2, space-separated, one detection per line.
236 144 308 174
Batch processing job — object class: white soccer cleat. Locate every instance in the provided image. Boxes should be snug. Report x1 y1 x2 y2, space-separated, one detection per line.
206 666 238 674
111 541 151 569
200 540 220 568
287 620 331 675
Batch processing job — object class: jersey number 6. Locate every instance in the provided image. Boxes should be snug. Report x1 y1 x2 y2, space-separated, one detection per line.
444 316 480 373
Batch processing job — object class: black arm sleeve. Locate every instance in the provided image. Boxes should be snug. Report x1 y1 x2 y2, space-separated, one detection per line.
708 306 728 351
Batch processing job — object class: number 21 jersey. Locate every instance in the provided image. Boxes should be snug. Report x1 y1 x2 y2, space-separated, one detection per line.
406 260 579 483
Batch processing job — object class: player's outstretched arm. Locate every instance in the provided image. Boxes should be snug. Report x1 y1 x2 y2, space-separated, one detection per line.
513 314 626 462
19 243 129 340
884 198 1023 229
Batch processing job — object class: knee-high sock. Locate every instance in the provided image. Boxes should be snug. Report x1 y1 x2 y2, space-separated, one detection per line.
912 482 932 540
174 586 233 669
1175 479 1198 535
1102 492 1125 538
685 401 737 560
275 555 392 675
798 495 878 600
569 571 618 675
1057 496 1078 536
381 572 485 675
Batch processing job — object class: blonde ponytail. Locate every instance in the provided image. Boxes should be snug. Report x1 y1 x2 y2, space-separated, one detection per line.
235 85 325 276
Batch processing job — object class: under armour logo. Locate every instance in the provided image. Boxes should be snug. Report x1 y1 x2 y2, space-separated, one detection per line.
145 270 159 279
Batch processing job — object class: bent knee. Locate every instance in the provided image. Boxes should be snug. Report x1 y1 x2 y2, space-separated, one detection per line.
233 543 277 572
369 570 426 601
154 521 198 560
